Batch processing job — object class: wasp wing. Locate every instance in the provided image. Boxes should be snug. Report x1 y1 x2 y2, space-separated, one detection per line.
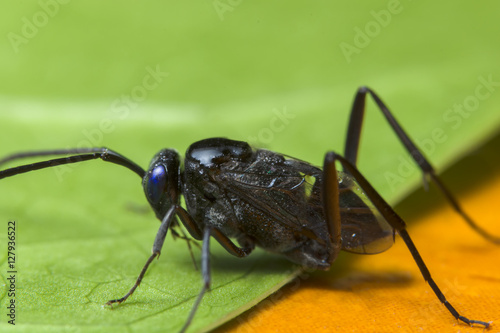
337 171 395 254
214 154 327 245
214 151 394 254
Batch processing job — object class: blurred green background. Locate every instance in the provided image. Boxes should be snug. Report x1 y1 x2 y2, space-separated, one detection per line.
1 1 500 192
1 1 500 332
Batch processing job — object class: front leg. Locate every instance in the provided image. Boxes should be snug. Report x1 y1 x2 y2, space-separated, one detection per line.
106 204 177 306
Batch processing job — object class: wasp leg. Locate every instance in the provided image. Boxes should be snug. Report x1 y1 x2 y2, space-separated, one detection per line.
175 206 253 332
106 205 176 306
344 86 500 243
325 151 490 328
175 206 204 240
322 152 342 265
180 226 212 333
176 204 254 257
211 228 255 258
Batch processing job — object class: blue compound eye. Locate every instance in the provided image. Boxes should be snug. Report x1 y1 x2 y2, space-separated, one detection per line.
146 165 167 204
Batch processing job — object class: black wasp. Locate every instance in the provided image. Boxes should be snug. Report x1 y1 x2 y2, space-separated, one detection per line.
1 87 497 332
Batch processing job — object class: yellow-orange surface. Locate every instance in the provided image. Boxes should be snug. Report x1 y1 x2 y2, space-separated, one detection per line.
219 148 500 333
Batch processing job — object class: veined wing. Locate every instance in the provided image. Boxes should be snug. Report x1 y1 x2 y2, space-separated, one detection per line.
214 161 326 244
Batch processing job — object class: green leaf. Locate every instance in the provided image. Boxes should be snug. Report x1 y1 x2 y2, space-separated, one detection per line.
1 1 500 333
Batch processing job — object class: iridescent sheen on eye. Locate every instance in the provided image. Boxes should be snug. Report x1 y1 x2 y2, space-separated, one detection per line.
146 165 166 204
